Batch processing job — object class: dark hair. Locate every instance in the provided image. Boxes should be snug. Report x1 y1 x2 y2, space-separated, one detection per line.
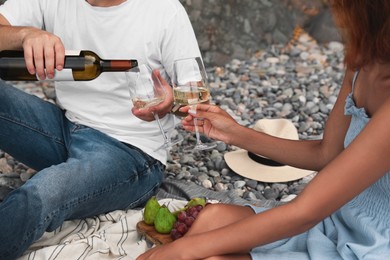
330 0 390 69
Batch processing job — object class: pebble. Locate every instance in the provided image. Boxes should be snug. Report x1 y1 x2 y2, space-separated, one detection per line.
234 180 246 189
263 187 280 200
280 194 297 202
214 183 227 192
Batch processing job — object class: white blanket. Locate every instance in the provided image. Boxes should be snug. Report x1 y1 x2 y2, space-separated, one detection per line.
18 180 278 260
19 199 188 260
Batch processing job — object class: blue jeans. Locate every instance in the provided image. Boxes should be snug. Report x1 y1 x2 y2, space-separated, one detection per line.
0 80 165 259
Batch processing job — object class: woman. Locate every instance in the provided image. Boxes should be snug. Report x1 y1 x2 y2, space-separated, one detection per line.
138 1 390 259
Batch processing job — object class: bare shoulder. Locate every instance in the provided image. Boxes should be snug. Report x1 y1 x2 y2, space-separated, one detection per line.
373 95 390 120
344 68 355 86
370 66 390 118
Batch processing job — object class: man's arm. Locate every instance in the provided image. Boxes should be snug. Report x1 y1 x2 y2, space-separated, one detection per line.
0 14 65 80
0 14 24 50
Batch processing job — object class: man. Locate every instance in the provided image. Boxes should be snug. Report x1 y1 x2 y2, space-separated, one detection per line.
0 0 201 258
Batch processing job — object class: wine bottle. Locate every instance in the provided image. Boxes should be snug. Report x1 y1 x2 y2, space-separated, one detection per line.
0 50 138 81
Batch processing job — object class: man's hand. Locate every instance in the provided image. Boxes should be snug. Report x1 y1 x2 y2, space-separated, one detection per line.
131 69 174 121
21 27 65 80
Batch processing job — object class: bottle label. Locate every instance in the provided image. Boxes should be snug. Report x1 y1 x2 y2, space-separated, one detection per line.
35 50 81 81
37 69 74 81
65 50 81 56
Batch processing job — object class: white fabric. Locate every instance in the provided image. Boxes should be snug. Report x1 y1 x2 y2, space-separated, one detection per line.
0 0 201 164
18 199 188 260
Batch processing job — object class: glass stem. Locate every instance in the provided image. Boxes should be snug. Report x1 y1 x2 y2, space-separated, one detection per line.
194 118 202 145
153 112 169 144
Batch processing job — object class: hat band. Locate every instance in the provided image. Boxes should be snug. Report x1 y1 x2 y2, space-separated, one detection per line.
248 152 285 167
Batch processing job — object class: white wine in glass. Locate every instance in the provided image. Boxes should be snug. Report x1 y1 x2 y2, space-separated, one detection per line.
172 57 216 151
126 64 180 151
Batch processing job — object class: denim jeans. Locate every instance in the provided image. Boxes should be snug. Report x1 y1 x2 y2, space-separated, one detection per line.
0 80 165 259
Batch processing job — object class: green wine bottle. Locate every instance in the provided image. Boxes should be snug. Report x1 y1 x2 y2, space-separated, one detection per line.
0 50 138 81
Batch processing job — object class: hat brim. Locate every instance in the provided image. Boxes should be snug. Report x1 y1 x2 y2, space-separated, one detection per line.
224 150 314 183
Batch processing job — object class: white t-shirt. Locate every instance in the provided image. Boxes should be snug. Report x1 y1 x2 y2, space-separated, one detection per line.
0 0 201 164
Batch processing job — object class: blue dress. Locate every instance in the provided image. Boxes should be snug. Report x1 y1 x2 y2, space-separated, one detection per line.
249 71 390 260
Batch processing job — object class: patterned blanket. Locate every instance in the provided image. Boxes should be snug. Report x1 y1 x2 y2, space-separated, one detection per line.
20 180 279 260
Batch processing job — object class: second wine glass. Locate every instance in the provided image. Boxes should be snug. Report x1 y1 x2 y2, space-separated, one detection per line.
172 57 217 151
127 64 180 151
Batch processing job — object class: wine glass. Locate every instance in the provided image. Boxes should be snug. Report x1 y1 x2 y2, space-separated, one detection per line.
172 57 217 151
126 64 181 151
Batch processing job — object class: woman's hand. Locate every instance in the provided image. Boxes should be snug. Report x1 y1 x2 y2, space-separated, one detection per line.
180 104 242 144
132 69 174 121
136 240 188 260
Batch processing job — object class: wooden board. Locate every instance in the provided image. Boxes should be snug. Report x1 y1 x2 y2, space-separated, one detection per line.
136 221 173 245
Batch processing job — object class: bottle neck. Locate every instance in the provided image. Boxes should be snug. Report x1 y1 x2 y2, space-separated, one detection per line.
101 60 138 72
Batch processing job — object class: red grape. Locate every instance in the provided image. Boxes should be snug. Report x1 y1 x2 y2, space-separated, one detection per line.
170 203 207 240
195 205 203 211
177 211 187 222
176 222 188 235
173 221 181 229
191 210 199 219
170 229 183 240
187 206 198 217
184 216 195 227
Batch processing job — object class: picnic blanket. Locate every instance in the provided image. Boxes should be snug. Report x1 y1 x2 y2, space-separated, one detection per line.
19 180 280 260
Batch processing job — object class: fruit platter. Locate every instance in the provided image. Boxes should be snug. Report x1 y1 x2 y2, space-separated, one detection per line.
137 196 208 245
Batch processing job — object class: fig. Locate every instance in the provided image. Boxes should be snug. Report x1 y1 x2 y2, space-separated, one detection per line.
143 196 161 225
154 206 177 234
186 197 206 208
173 197 207 216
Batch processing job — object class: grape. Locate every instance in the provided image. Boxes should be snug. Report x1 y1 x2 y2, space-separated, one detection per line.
176 222 188 235
177 211 187 222
187 206 198 217
170 203 207 240
195 205 203 211
170 229 183 240
184 216 195 227
191 210 199 219
173 221 181 229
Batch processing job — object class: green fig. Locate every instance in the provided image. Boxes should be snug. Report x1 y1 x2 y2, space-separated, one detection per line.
143 196 161 225
154 206 177 234
173 197 207 216
186 197 206 208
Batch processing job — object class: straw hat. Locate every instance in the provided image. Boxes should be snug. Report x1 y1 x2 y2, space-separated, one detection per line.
224 118 314 183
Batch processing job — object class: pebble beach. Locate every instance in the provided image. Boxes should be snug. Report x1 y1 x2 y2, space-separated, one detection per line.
0 33 345 204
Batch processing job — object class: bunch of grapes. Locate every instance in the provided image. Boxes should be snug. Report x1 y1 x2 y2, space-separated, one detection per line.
170 204 204 240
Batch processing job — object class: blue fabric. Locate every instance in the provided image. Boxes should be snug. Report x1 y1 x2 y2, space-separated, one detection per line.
249 71 390 260
0 81 165 259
